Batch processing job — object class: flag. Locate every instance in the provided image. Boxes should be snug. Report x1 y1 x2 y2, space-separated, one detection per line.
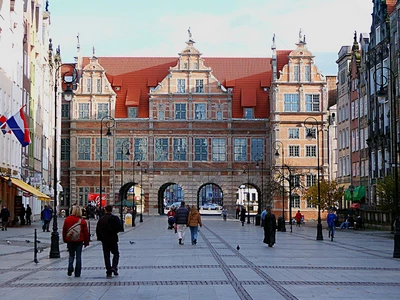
6 106 31 147
0 113 11 135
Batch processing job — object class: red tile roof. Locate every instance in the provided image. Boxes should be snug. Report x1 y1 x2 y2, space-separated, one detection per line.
276 50 291 78
82 57 272 119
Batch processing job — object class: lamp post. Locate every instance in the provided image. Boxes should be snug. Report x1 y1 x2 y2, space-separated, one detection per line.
304 116 323 241
374 65 399 258
100 116 115 212
273 141 286 232
255 155 264 226
349 184 354 206
49 40 62 258
243 165 251 224
138 161 147 223
119 140 131 221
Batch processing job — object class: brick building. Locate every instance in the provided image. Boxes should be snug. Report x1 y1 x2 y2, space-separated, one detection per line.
60 35 334 220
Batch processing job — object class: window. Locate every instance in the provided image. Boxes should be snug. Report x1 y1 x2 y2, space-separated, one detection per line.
97 103 108 119
195 79 204 93
251 138 263 161
177 79 186 93
305 128 316 139
195 103 206 120
78 187 90 206
306 145 316 157
306 197 315 208
292 194 300 208
234 138 247 161
289 145 300 157
212 138 226 161
61 104 69 118
128 107 138 118
216 111 223 120
244 108 253 119
86 78 91 93
294 65 299 81
284 94 299 112
184 63 188 69
288 128 299 139
305 65 311 81
155 138 168 161
305 94 320 112
158 110 165 120
115 138 130 160
375 25 381 45
78 103 90 119
306 174 317 187
134 138 147 161
96 79 101 93
95 138 108 160
61 138 70 160
193 62 198 70
173 138 187 161
194 138 208 161
78 138 91 160
175 103 186 120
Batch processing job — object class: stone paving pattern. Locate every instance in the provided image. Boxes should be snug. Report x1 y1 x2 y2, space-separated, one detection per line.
0 215 399 299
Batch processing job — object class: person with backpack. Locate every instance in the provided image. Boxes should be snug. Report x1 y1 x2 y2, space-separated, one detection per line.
62 205 90 277
96 205 124 278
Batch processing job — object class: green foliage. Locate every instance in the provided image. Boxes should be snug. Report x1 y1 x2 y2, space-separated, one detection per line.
304 179 344 211
375 174 400 212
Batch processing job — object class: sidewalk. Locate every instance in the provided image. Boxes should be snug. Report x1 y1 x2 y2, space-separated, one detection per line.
0 216 399 300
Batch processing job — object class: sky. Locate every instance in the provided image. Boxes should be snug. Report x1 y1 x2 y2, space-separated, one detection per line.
48 0 373 76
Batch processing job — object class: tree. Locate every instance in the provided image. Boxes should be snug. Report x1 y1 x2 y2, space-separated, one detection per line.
304 179 344 211
376 174 399 212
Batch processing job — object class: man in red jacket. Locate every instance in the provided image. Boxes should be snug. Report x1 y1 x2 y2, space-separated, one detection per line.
62 205 90 277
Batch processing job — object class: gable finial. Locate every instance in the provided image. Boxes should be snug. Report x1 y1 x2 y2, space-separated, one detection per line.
272 33 275 44
299 28 302 42
188 27 192 40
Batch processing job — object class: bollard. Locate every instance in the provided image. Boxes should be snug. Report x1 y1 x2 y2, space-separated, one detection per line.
34 229 39 264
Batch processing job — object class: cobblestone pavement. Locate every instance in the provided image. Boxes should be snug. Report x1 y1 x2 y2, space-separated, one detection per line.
0 216 399 300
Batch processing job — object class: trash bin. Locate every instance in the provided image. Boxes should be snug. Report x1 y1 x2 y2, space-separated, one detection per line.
125 213 132 227
277 216 284 231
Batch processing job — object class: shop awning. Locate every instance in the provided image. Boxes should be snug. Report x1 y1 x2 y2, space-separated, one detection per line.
3 177 51 201
344 185 366 202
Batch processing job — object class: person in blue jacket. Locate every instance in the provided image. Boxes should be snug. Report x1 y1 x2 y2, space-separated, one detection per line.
326 209 337 241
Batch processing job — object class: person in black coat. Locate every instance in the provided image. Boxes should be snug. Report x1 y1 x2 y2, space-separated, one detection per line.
20 205 26 225
240 206 246 226
96 205 124 278
25 204 32 225
263 207 277 247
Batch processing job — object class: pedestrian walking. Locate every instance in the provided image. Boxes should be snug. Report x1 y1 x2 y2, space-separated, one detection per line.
96 205 124 278
222 207 228 221
235 205 240 219
25 204 32 225
175 201 189 245
187 205 202 245
1 205 10 231
260 206 267 227
295 210 302 227
327 209 337 241
240 206 246 226
263 207 277 247
167 206 176 230
62 205 90 277
41 205 53 232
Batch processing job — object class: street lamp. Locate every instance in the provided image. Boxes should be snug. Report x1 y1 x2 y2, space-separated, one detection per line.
120 140 131 221
304 116 323 241
349 184 354 206
374 65 400 258
243 165 251 224
255 155 264 226
100 116 115 212
137 161 147 223
273 141 286 232
49 40 62 258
